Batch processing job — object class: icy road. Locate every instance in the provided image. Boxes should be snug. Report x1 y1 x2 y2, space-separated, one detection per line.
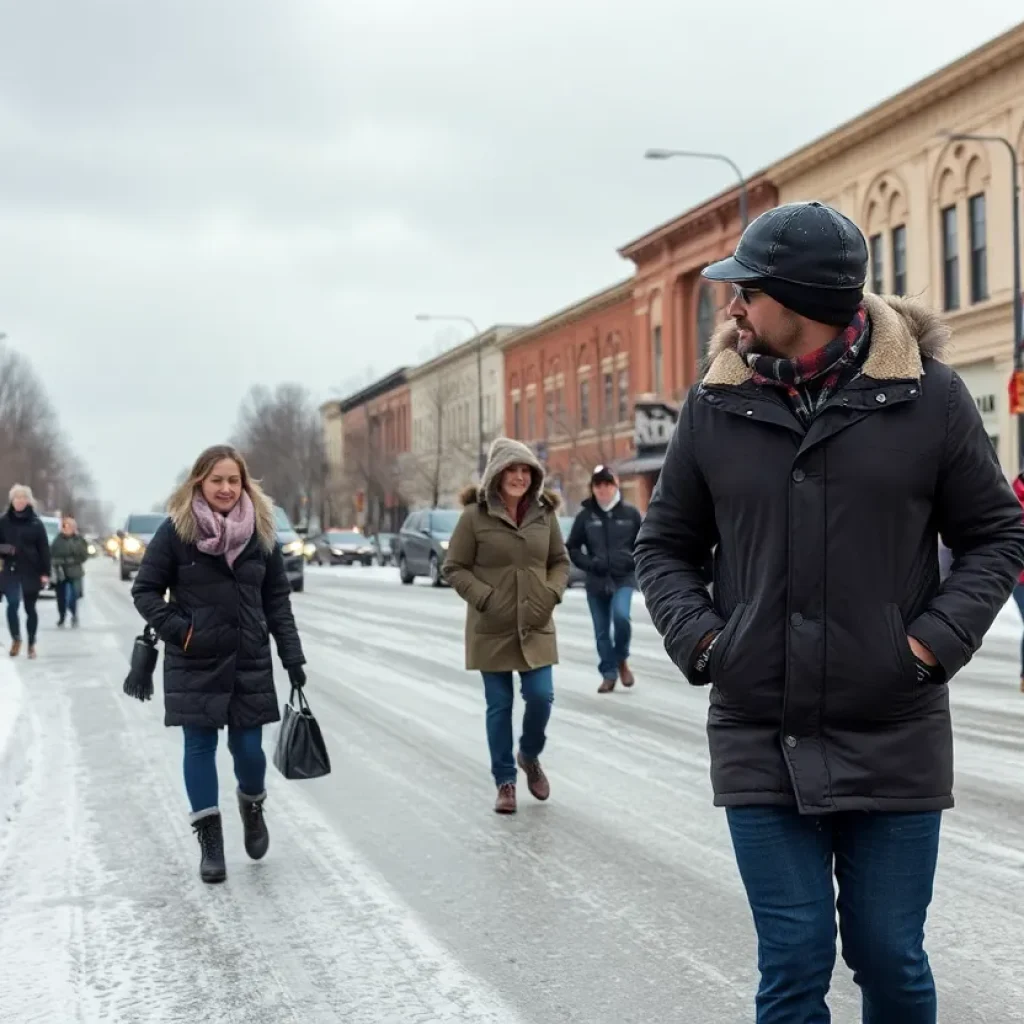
1 561 1022 1023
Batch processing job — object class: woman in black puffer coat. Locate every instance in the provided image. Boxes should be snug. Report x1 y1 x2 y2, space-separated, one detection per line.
0 484 51 659
132 444 306 884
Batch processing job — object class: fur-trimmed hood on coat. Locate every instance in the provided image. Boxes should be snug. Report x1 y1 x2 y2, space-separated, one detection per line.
167 486 278 552
458 436 562 512
702 293 950 387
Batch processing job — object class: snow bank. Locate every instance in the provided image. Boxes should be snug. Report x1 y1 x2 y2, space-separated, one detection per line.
0 656 30 842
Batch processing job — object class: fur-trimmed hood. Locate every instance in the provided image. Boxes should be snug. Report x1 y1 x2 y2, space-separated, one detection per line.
458 436 561 513
703 294 950 387
167 486 278 552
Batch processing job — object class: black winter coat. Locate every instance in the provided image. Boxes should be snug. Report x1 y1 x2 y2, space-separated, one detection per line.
636 295 1024 815
567 497 643 594
0 506 51 596
132 503 304 730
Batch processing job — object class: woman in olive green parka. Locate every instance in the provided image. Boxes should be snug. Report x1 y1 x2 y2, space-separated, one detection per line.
443 437 570 814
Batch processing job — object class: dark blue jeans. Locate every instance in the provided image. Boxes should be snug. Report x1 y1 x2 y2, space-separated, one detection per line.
727 807 941 1024
182 726 266 816
1012 582 1024 677
480 666 554 785
586 586 633 680
57 580 78 621
4 581 38 645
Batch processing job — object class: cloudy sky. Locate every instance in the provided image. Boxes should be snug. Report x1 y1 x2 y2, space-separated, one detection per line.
1 1 1022 519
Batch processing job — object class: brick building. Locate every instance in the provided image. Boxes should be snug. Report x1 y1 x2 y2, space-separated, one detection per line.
615 177 778 505
500 281 637 513
330 368 411 532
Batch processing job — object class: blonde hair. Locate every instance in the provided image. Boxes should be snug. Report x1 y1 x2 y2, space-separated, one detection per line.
8 483 34 505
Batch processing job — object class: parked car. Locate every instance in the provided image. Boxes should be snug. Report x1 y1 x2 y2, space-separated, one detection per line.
372 532 397 566
558 516 587 588
118 512 168 581
396 508 461 586
273 506 306 592
310 528 374 566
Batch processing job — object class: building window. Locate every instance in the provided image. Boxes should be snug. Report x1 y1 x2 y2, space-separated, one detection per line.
869 233 884 294
603 370 614 424
892 225 907 296
557 387 565 431
512 398 521 438
545 389 555 437
579 378 590 430
617 367 629 423
526 395 536 440
969 193 988 303
652 324 663 395
941 205 959 311
696 284 716 372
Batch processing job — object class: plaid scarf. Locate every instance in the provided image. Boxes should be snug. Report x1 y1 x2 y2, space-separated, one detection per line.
742 304 868 424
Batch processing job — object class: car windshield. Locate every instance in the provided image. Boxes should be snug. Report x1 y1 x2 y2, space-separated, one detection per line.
272 506 294 532
429 510 461 534
327 531 364 545
126 514 166 534
41 518 60 543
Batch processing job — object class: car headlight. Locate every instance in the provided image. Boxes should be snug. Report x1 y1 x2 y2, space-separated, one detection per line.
440 540 449 551
358 546 373 555
303 542 316 557
122 536 142 554
331 547 343 556
283 539 304 556
87 544 97 556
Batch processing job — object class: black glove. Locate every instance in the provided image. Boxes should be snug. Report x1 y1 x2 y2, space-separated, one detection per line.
287 665 307 689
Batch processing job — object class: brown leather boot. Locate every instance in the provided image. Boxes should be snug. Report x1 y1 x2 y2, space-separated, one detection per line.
517 751 550 801
597 678 616 693
618 661 635 687
494 783 517 814
9 639 21 658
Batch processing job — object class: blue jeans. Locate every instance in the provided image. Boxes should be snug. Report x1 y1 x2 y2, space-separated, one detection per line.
57 580 78 621
1012 582 1024 676
4 581 38 645
727 807 941 1024
480 666 554 785
586 586 633 680
182 726 266 815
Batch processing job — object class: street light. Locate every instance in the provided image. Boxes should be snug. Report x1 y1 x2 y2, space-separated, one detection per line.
940 131 1022 465
415 313 486 477
645 147 749 228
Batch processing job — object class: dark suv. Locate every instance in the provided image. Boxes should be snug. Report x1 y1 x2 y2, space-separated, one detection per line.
119 513 168 581
396 508 461 587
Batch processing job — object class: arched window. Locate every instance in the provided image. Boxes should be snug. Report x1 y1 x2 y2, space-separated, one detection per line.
696 283 716 370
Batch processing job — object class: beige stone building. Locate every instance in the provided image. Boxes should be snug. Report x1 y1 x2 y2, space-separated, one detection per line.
770 22 1024 472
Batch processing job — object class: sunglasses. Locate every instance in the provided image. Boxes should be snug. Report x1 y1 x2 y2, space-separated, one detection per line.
732 283 763 304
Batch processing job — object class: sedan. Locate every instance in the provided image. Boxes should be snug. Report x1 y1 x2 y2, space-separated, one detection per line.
311 529 375 566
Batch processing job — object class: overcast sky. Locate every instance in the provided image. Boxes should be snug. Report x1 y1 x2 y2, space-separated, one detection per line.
1 1 1021 520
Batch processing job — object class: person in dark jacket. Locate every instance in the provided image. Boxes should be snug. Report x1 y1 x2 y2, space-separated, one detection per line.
635 202 1024 1024
51 516 89 628
567 465 643 692
0 484 51 659
132 444 307 884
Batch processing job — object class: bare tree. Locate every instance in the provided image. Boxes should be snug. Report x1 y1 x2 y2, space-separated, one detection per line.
233 383 326 528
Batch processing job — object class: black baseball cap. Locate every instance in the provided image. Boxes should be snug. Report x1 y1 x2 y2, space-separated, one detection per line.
702 202 868 290
591 465 616 486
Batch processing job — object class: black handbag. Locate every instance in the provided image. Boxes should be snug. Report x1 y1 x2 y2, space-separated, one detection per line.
273 686 331 780
124 625 158 702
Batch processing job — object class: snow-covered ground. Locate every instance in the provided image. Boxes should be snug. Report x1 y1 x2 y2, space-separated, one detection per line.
1 560 1022 1022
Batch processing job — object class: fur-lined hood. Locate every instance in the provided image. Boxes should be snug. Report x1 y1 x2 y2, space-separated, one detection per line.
703 293 950 387
458 436 561 513
167 486 278 552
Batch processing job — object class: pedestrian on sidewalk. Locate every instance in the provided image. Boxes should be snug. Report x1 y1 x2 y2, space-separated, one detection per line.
443 437 570 814
0 484 51 659
51 516 89 628
566 465 643 693
131 444 307 884
1010 472 1024 694
635 202 1024 1024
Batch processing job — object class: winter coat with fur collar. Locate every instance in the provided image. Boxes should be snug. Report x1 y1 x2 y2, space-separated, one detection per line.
131 488 304 729
443 437 570 672
636 294 1024 814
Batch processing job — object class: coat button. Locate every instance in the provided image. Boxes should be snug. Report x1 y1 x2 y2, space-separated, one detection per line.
792 468 806 483
790 612 803 626
875 393 887 404
784 735 798 748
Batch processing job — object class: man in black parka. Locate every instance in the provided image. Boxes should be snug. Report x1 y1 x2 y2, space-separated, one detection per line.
635 202 1024 1023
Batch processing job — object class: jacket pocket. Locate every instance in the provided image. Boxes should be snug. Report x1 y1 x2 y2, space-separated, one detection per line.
522 571 557 633
476 571 518 635
708 602 751 691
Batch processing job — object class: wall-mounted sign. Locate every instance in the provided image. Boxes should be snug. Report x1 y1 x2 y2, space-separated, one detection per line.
634 401 679 454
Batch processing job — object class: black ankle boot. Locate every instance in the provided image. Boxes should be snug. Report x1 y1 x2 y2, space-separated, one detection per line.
192 812 226 883
237 790 269 860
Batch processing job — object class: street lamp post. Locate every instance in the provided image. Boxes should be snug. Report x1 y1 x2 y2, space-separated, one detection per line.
644 148 749 228
942 131 1023 465
415 313 486 477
